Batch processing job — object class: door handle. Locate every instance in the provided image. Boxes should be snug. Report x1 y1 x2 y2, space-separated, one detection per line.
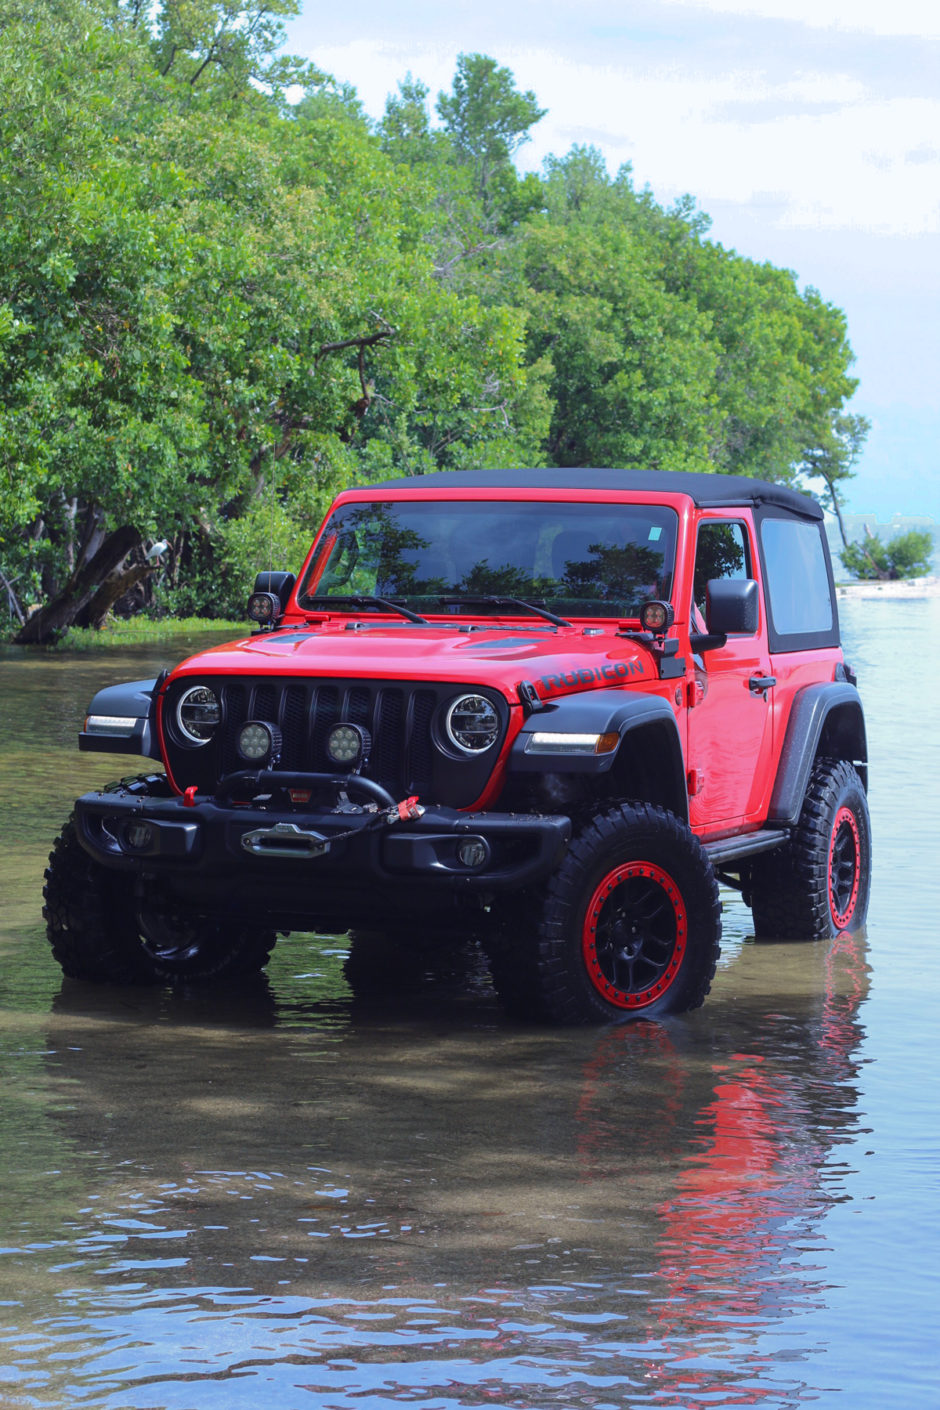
748 675 777 695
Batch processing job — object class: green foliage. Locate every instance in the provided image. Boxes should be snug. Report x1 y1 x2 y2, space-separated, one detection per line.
0 3 869 641
799 412 870 545
841 531 934 581
149 0 319 98
436 53 545 217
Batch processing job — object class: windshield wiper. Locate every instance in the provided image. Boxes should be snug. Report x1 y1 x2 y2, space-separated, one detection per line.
306 595 428 625
437 595 571 628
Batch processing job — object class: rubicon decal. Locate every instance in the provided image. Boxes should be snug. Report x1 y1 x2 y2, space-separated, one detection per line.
540 660 648 694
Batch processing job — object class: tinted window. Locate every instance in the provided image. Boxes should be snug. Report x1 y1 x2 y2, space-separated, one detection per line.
299 500 679 618
693 521 751 617
760 518 833 636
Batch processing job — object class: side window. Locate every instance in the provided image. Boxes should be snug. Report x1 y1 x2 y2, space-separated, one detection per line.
693 520 751 619
760 518 834 637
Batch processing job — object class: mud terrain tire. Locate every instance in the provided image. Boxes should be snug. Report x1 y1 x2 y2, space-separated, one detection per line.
749 758 871 941
488 802 721 1024
44 811 276 985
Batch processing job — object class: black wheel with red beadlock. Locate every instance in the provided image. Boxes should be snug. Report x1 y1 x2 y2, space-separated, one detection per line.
749 758 871 941
488 802 721 1024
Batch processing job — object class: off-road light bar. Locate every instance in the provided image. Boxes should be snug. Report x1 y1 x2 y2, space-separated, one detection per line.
326 722 371 768
524 731 620 755
247 590 280 626
237 719 283 765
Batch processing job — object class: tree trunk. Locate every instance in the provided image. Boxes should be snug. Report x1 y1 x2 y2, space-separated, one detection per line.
80 561 156 629
14 524 143 644
823 472 850 549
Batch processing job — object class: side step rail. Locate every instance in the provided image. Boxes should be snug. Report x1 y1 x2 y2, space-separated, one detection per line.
703 828 789 868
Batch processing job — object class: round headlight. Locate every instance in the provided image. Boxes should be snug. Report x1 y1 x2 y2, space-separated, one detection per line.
176 685 221 745
237 720 282 764
326 722 371 768
445 694 500 754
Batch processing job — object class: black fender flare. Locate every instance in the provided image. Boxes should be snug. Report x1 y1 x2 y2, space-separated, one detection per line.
769 681 867 827
509 689 688 820
78 675 164 759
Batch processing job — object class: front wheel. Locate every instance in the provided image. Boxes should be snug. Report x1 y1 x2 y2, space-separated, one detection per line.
749 758 871 940
44 817 276 984
488 802 721 1024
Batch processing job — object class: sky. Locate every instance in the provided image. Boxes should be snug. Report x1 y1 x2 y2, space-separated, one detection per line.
284 0 940 522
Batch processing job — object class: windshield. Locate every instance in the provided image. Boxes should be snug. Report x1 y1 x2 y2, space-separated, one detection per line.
298 499 678 618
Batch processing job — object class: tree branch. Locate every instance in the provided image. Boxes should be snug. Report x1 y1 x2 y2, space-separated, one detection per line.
314 323 395 365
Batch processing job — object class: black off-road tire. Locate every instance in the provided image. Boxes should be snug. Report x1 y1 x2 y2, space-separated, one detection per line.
44 812 276 985
749 758 871 941
487 801 721 1025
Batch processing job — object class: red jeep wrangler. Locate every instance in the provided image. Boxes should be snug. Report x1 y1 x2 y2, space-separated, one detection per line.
45 469 870 1023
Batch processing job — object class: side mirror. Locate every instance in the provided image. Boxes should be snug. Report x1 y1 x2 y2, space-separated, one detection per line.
706 578 759 635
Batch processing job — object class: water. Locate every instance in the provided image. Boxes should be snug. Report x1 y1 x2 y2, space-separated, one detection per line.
0 601 937 1409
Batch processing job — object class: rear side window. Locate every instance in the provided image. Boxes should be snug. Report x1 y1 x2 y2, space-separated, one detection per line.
759 516 837 648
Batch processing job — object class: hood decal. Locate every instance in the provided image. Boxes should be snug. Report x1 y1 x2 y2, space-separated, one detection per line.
540 658 649 695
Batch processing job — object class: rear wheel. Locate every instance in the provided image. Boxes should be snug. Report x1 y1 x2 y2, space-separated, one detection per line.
488 802 721 1024
44 815 275 984
749 758 871 940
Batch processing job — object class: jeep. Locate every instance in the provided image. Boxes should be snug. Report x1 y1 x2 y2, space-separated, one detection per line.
44 468 870 1023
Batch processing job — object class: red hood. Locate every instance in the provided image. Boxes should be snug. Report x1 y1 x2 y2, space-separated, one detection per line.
168 621 656 703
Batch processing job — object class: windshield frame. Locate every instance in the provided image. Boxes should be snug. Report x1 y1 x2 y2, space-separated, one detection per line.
296 494 679 622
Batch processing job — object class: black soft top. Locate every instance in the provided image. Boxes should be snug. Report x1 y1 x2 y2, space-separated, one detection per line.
373 467 823 521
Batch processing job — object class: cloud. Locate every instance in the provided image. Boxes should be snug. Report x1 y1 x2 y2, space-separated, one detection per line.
661 0 940 40
527 61 940 235
310 39 940 237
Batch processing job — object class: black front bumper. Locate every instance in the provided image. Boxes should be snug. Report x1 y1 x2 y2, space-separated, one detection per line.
73 771 571 925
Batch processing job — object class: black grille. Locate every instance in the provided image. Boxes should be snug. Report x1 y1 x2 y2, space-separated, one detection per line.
163 676 507 809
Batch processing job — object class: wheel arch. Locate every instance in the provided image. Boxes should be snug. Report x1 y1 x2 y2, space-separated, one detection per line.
768 682 868 827
79 674 166 759
605 716 689 821
510 689 688 822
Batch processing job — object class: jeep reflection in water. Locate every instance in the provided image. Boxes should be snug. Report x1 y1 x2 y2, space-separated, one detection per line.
45 469 870 1023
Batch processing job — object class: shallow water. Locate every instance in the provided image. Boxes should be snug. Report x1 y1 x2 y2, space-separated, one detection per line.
0 601 937 1409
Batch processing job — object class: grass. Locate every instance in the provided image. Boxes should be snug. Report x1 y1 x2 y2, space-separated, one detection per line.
6 616 247 651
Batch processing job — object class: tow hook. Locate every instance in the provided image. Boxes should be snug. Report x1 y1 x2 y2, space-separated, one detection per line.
390 796 424 823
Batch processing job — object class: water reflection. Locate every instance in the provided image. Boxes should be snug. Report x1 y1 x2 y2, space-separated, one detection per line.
0 925 871 1409
4 609 937 1408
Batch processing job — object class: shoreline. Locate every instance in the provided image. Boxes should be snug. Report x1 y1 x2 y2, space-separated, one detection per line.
835 575 940 600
